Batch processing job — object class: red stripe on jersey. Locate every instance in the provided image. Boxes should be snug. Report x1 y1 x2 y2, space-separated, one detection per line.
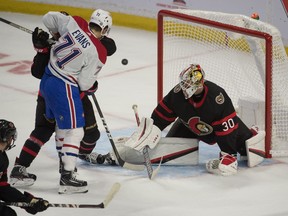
66 84 76 128
159 100 173 113
73 16 107 64
68 74 78 84
154 109 176 122
29 135 45 146
23 146 38 157
188 85 208 108
63 144 79 150
214 123 239 136
80 146 94 151
0 182 9 186
211 112 237 126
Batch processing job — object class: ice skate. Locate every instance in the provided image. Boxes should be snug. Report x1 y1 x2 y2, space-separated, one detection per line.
79 152 116 165
78 152 104 164
9 165 37 187
104 152 117 165
58 170 88 194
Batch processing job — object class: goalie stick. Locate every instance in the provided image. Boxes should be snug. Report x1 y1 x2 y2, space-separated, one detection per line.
132 104 162 180
1 182 120 209
91 94 145 171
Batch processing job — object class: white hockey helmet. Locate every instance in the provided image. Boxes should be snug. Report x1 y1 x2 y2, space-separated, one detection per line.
89 9 112 36
179 64 205 99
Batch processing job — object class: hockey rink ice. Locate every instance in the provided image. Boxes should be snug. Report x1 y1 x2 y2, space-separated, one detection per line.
1 12 288 216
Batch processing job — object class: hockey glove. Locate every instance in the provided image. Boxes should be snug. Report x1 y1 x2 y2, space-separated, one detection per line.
85 81 98 95
32 27 50 53
23 191 49 215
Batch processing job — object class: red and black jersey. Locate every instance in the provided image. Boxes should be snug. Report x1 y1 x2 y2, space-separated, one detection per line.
151 80 252 155
0 151 30 202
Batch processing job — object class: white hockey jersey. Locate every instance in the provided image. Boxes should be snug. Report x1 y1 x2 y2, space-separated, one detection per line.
42 11 107 91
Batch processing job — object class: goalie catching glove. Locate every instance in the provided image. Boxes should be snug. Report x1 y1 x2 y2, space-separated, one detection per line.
125 117 161 151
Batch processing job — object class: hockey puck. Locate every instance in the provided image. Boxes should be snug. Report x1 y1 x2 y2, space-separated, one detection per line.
121 59 128 65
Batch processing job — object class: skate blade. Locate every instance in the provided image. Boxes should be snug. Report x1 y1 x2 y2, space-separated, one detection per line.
58 185 88 194
9 177 35 187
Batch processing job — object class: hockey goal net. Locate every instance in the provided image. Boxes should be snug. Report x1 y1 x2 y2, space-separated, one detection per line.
157 9 288 158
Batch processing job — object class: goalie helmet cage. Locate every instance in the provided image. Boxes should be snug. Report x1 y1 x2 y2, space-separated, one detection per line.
157 9 288 158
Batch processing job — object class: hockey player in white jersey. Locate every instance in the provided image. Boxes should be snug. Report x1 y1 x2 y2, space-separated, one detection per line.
39 9 112 194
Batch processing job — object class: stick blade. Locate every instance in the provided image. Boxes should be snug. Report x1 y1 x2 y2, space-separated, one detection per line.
102 182 121 208
151 157 163 180
122 161 145 171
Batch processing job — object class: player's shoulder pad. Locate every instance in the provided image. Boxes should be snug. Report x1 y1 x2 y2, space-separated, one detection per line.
101 36 117 56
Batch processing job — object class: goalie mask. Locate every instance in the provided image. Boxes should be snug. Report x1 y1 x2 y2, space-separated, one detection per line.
179 64 205 99
0 119 17 151
89 9 112 36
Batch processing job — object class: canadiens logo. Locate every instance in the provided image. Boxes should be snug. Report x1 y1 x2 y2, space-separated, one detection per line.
173 84 182 93
183 117 213 136
215 93 225 104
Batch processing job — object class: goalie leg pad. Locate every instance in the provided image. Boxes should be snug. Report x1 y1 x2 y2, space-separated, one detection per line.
113 137 144 165
149 137 199 165
245 130 265 167
112 137 199 166
206 152 237 176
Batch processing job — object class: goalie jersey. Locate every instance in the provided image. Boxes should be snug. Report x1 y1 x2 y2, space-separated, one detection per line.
151 80 253 156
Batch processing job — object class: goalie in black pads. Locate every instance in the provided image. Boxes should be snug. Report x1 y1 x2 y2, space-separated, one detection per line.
123 64 265 176
0 119 49 216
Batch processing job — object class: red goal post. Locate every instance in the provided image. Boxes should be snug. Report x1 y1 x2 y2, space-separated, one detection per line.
157 9 288 158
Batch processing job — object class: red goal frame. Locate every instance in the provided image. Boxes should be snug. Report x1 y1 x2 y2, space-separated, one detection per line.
157 10 273 158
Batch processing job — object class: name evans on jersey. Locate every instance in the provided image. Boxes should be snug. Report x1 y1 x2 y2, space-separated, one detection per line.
72 30 91 48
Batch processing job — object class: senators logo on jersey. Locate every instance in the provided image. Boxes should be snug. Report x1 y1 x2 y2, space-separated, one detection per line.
215 92 225 104
182 117 213 136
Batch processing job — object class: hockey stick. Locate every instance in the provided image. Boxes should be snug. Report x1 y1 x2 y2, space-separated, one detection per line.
0 17 54 44
132 104 162 180
2 182 120 209
91 94 145 171
132 104 141 126
0 17 33 34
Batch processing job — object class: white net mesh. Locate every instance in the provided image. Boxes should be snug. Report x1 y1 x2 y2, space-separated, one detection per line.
158 9 288 157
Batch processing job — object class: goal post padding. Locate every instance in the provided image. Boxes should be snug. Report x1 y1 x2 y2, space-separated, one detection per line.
157 9 288 158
